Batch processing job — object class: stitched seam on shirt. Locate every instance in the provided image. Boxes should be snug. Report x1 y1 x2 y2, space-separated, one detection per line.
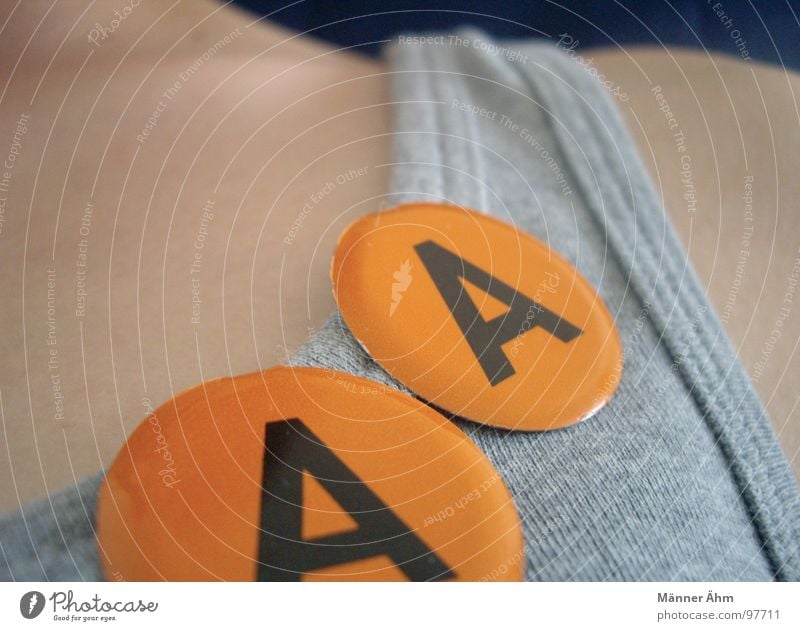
505 46 798 579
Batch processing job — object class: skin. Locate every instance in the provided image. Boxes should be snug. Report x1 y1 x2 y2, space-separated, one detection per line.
0 0 797 512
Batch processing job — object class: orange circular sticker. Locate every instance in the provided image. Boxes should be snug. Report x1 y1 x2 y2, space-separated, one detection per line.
96 366 523 581
332 203 622 431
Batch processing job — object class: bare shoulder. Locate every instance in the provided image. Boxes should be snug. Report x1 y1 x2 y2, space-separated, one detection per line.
0 0 389 508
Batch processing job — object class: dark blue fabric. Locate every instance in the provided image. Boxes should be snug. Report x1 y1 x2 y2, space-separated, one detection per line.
234 0 800 69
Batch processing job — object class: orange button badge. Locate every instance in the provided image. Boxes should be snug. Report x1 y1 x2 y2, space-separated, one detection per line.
96 366 523 581
332 203 622 431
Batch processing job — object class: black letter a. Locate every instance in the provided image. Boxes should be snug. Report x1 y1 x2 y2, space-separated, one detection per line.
414 240 582 386
257 419 455 581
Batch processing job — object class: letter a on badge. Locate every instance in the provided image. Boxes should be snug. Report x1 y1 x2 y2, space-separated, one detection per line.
331 204 623 430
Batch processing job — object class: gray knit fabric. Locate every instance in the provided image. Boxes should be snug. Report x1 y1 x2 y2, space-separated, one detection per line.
0 473 103 581
2 31 798 581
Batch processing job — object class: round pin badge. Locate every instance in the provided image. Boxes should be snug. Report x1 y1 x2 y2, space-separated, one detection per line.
96 366 523 581
331 203 622 431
